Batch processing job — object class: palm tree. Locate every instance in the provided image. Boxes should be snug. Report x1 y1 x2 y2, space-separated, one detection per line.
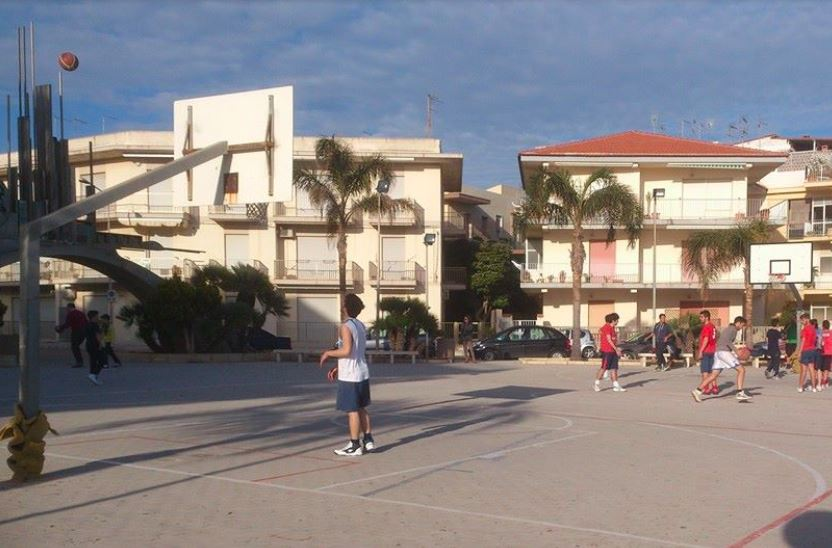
293 137 415 313
682 218 770 337
514 167 643 359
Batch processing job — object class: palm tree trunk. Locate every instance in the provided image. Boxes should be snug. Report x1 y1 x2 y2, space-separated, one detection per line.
570 228 585 360
337 231 348 318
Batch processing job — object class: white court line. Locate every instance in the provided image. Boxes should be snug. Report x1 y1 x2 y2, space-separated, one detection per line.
55 420 217 439
317 431 596 491
44 450 707 548
642 422 828 498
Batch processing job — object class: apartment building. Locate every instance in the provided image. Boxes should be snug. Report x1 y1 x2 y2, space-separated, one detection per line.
516 131 787 331
0 132 463 349
739 134 832 320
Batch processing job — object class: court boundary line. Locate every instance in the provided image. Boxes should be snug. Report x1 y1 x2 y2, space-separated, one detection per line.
44 449 707 548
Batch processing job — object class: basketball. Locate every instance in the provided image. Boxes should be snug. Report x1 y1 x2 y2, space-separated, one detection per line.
58 51 79 71
736 347 751 361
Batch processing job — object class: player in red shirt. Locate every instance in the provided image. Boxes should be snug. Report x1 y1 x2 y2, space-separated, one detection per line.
820 320 831 391
797 313 818 393
698 310 718 394
594 313 626 392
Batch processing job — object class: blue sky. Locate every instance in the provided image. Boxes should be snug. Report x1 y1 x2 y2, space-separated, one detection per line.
1 1 830 187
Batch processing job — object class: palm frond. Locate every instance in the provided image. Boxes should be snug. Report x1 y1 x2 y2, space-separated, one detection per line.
547 168 580 221
582 178 643 246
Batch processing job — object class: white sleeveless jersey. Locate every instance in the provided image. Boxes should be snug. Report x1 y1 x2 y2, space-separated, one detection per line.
337 318 369 382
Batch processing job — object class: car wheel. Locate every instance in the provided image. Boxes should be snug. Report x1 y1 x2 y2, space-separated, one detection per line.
482 349 496 361
623 351 637 360
581 347 595 359
551 350 567 358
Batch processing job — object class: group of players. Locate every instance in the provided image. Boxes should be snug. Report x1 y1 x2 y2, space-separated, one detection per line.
591 309 831 402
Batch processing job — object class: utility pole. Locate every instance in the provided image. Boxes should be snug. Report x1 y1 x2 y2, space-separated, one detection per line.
426 94 440 137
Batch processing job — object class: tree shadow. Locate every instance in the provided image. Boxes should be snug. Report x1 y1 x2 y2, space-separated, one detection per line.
783 510 832 547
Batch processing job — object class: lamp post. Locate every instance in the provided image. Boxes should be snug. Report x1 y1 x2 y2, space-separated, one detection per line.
375 179 390 349
423 232 436 359
651 188 665 327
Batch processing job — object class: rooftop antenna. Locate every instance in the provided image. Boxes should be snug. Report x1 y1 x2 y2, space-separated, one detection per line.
426 93 441 137
728 115 750 141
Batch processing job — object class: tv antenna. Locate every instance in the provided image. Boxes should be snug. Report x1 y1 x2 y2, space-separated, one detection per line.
650 113 666 133
426 93 441 137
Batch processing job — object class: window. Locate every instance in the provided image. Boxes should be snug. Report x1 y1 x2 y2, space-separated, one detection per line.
508 328 525 341
810 306 831 322
224 173 239 204
526 238 543 269
496 214 503 229
811 199 832 235
820 256 832 276
528 327 550 340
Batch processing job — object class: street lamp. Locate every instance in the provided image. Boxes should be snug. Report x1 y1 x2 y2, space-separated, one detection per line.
423 232 436 359
375 178 391 349
82 178 114 317
652 187 665 327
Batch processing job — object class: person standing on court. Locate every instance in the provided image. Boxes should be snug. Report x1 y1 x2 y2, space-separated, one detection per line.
84 310 104 386
819 320 831 391
55 302 87 368
319 293 375 456
764 318 783 380
691 316 752 402
653 313 673 372
594 313 626 392
99 313 122 368
460 315 477 364
698 310 718 394
796 313 818 393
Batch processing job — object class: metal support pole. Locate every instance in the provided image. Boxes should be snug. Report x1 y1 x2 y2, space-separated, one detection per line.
375 192 381 349
652 199 657 327
19 224 40 418
425 242 430 359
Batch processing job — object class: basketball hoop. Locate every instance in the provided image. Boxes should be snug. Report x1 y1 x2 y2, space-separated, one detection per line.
769 273 786 289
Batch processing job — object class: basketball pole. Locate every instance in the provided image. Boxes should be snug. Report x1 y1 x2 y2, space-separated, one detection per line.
18 141 228 419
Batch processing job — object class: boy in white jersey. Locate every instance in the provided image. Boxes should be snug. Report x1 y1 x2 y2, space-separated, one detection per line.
319 293 375 456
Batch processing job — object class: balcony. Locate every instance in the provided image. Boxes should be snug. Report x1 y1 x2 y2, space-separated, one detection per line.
273 259 360 288
648 198 782 228
208 203 268 224
519 262 744 289
788 221 832 241
443 211 468 237
96 205 195 228
273 203 362 226
369 260 420 288
0 259 108 285
369 204 423 227
442 267 468 289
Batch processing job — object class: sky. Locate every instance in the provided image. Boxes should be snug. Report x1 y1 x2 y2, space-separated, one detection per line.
1 1 830 188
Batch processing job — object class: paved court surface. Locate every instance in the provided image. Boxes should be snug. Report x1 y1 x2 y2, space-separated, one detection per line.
0 358 830 547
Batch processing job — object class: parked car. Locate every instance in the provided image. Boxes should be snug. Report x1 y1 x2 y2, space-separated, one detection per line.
365 329 391 351
558 328 598 359
473 325 570 361
618 332 681 360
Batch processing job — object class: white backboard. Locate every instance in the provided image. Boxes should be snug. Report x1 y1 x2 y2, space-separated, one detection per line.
749 242 813 284
172 86 293 205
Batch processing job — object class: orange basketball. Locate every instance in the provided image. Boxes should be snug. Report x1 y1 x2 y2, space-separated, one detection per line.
736 347 751 361
58 51 79 71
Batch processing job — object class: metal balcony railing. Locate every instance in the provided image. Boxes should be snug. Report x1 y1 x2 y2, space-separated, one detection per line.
274 260 358 283
442 267 468 285
369 260 418 282
519 262 744 285
273 203 362 225
208 203 268 223
788 221 832 240
370 204 423 226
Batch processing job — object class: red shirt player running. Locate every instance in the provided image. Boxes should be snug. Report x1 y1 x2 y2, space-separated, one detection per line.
797 313 818 392
594 313 626 393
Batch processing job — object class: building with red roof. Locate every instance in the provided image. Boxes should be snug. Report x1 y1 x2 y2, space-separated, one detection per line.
515 130 787 333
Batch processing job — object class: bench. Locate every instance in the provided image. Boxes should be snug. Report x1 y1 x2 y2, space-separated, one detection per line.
274 349 315 363
638 352 694 368
366 350 419 364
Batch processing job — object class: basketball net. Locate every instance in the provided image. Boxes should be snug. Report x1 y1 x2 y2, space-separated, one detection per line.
769 273 786 289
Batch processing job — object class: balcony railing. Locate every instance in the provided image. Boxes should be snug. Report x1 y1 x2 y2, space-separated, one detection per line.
273 203 362 225
788 221 832 240
369 204 423 227
274 260 359 286
208 203 268 223
369 260 419 284
443 211 468 235
520 262 744 286
442 267 468 286
95 205 194 228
